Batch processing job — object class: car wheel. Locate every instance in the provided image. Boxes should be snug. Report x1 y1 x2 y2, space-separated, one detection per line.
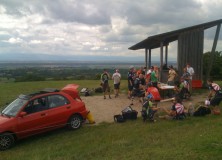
0 133 15 151
67 115 82 130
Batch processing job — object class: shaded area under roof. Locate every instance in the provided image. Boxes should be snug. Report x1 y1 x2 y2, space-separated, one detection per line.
129 19 222 50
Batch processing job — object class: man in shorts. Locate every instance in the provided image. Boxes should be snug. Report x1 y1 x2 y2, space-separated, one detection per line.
101 69 111 99
112 69 121 98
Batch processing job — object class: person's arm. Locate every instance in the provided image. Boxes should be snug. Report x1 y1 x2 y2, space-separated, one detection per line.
208 90 213 99
107 72 110 79
101 74 104 83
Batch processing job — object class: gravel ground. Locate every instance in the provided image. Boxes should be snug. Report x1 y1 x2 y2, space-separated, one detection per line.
81 92 208 124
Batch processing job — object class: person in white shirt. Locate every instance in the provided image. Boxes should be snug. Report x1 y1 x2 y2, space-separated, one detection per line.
112 69 121 98
186 63 195 92
186 63 194 80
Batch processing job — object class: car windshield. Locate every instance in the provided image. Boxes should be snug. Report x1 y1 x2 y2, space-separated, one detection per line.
1 97 28 117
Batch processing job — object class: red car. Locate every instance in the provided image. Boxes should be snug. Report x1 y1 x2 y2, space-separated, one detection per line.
0 84 88 150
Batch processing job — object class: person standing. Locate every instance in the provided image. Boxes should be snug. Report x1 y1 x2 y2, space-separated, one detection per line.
101 69 111 99
146 66 153 85
112 69 121 98
127 65 135 99
150 66 159 88
182 67 190 83
186 63 195 92
167 65 177 86
167 65 177 98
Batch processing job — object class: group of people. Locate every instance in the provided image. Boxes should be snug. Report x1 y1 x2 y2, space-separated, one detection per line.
167 63 194 99
99 64 222 122
156 78 222 121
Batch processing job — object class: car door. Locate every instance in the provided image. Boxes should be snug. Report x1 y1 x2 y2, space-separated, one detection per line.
45 94 71 128
16 96 49 138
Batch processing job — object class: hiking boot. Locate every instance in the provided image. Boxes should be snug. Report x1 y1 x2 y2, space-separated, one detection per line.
104 96 106 99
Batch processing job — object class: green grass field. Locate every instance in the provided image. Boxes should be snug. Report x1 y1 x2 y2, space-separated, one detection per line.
1 80 222 159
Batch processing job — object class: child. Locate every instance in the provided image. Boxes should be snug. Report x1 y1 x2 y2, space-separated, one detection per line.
141 93 159 122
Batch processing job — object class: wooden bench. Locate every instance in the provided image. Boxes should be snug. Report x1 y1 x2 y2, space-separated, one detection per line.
192 80 202 89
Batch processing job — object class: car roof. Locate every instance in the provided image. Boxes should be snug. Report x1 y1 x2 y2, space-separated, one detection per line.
19 88 60 100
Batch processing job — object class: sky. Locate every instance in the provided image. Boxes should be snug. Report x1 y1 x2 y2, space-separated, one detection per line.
0 0 222 62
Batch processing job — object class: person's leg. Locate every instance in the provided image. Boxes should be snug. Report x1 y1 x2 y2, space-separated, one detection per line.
107 85 111 99
128 85 133 98
116 83 120 96
189 79 192 93
103 83 107 99
114 84 117 97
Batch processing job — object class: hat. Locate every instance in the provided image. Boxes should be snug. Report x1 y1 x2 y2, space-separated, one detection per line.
147 93 153 99
150 66 154 69
129 65 134 69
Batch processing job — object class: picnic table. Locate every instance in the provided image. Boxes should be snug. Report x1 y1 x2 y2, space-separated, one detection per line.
158 83 175 99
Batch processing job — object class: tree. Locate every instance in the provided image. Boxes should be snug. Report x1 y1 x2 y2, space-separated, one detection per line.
203 51 222 80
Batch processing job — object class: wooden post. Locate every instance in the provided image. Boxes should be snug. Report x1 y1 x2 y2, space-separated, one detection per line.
160 42 164 82
206 23 221 81
165 44 168 66
149 48 151 68
145 48 148 72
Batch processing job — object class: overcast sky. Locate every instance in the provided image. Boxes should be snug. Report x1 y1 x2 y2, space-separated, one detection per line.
0 0 222 61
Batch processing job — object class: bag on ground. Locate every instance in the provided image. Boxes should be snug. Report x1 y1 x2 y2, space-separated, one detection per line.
114 114 125 123
193 106 211 116
122 106 138 120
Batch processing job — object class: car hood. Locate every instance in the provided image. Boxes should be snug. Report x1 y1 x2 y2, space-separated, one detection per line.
0 115 11 124
0 115 13 132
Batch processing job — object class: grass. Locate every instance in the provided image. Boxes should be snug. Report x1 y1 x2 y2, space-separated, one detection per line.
0 80 126 107
1 80 222 159
1 116 222 160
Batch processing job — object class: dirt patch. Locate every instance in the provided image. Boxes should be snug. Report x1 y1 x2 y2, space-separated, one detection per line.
81 92 208 124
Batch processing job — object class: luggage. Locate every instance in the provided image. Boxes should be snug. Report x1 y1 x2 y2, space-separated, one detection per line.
80 88 93 96
114 114 125 123
121 106 138 120
193 106 211 116
114 106 138 123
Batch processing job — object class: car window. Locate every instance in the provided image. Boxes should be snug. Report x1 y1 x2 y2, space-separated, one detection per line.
24 97 48 114
48 95 70 108
1 98 28 117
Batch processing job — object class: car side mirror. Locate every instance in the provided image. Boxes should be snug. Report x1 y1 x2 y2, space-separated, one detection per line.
19 112 27 117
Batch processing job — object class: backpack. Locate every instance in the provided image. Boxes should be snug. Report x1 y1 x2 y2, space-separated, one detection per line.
193 106 211 116
95 87 103 93
121 106 138 120
114 114 125 123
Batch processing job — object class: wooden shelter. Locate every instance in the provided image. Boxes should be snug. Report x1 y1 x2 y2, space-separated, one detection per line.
129 19 222 82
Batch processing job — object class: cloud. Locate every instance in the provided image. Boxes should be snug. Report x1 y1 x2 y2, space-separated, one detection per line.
5 37 23 44
0 0 221 61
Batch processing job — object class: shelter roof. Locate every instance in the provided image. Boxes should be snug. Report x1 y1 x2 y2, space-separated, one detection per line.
129 19 222 50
